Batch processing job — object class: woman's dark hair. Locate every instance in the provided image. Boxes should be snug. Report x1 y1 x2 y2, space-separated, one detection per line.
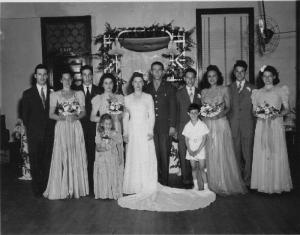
199 65 224 90
60 68 73 78
188 103 200 112
256 65 280 89
126 72 145 94
98 113 115 133
98 73 117 94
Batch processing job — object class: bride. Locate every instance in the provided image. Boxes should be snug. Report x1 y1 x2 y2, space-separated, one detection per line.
117 72 216 212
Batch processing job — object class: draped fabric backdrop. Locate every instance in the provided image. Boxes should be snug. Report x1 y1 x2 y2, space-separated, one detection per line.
201 14 249 84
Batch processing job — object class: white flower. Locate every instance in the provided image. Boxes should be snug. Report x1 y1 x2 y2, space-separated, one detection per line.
260 65 267 73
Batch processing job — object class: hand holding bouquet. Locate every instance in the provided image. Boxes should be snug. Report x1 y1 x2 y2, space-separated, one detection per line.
107 96 124 115
200 102 223 118
57 101 81 116
255 102 280 119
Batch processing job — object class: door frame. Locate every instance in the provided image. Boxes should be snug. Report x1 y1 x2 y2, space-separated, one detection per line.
196 8 254 84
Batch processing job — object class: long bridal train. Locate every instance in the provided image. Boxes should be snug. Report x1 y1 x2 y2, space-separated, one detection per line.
117 92 215 212
118 183 216 212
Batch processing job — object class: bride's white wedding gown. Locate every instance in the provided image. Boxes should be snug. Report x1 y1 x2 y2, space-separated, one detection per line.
118 92 216 211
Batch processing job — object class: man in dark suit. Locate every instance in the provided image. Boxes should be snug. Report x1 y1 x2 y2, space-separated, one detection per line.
176 68 202 188
74 65 101 194
228 60 255 187
144 61 177 186
21 64 52 197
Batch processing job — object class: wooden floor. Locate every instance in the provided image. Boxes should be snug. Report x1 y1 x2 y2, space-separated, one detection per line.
1 155 300 234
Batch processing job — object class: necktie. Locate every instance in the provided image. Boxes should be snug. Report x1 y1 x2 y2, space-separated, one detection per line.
237 82 241 93
86 86 92 112
41 87 46 108
189 88 193 103
86 86 91 100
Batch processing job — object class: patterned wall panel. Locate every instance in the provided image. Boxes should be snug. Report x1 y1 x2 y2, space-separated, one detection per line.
41 16 91 89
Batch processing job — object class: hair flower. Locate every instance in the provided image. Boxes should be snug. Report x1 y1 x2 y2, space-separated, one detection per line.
260 65 267 73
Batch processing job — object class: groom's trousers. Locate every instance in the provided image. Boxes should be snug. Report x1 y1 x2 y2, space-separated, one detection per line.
153 130 171 186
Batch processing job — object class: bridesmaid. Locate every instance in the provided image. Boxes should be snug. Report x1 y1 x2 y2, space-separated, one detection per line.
90 73 124 132
90 73 124 195
251 65 293 193
44 69 89 200
200 65 247 195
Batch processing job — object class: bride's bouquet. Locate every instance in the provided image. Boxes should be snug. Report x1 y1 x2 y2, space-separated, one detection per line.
107 97 123 115
57 101 81 116
200 102 223 118
255 102 280 119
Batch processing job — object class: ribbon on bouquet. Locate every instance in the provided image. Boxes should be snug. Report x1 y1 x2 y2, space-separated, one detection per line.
261 118 274 160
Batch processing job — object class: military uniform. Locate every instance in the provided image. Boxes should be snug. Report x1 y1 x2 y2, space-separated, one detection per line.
145 81 177 186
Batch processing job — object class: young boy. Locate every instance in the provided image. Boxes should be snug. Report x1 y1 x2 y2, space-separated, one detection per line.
182 103 210 190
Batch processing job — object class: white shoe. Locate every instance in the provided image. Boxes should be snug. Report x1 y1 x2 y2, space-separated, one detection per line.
192 186 199 191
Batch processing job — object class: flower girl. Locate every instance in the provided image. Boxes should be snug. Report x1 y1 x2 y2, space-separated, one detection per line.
94 114 124 199
182 103 210 190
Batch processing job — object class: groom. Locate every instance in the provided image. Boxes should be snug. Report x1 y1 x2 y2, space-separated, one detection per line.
228 60 255 187
145 61 177 186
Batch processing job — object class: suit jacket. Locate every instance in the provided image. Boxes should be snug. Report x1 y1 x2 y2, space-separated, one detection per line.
228 81 255 138
144 81 177 134
74 84 101 123
176 86 202 134
76 84 100 142
21 85 51 141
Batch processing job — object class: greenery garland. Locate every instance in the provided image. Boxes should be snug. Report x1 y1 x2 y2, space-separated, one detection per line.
94 21 196 82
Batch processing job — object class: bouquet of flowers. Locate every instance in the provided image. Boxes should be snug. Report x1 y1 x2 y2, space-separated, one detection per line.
107 97 123 115
255 102 280 119
101 132 111 144
57 101 81 116
200 102 223 118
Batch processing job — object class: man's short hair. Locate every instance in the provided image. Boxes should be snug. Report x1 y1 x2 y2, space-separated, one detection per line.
80 65 93 74
151 61 164 70
188 103 200 112
233 60 248 71
34 64 48 74
184 67 197 77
